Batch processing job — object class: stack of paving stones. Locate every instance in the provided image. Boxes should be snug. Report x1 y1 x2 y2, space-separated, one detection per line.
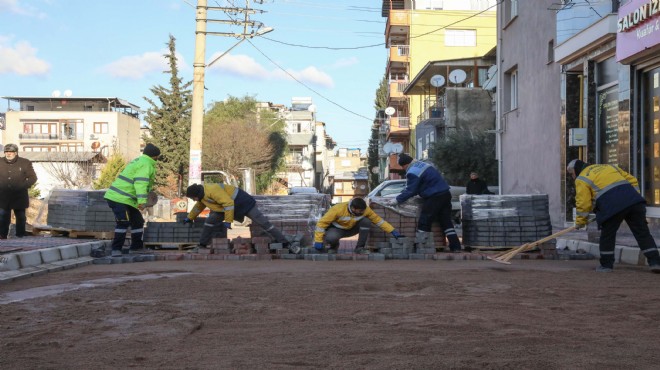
368 199 447 251
461 194 552 247
250 194 331 247
143 219 205 243
46 189 115 231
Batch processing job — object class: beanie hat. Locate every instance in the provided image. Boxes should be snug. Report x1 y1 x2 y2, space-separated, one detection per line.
3 143 18 152
143 143 161 158
398 153 413 166
186 184 205 199
567 159 587 176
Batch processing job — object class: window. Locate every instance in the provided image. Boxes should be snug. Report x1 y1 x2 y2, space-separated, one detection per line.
504 0 518 23
94 122 109 134
84 105 93 112
506 68 518 111
445 29 477 47
547 39 554 63
27 105 34 111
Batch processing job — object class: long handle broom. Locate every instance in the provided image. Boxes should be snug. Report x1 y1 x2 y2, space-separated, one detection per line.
487 224 584 265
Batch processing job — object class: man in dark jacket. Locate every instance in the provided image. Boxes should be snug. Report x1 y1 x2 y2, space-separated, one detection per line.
393 153 462 252
466 172 491 195
567 159 660 273
0 144 37 239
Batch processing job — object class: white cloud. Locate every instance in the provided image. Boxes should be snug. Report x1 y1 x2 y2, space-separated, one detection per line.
0 37 50 76
331 57 359 69
0 0 46 18
100 51 188 80
208 53 334 88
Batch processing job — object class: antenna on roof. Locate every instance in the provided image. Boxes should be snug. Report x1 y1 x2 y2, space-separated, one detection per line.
51 90 61 97
63 90 73 97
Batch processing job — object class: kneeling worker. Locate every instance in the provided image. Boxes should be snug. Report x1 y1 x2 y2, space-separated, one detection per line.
314 197 403 254
185 183 300 254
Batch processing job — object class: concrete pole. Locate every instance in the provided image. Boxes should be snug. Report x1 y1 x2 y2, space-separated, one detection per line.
189 0 207 188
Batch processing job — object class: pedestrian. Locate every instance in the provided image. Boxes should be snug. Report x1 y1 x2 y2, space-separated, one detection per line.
104 143 160 256
567 159 660 273
0 144 37 239
314 197 403 254
466 171 491 195
393 153 462 252
185 183 301 254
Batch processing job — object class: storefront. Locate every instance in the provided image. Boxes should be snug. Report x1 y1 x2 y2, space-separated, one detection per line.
617 0 660 220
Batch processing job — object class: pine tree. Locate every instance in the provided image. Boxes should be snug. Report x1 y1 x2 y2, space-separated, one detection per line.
93 153 126 190
143 34 192 191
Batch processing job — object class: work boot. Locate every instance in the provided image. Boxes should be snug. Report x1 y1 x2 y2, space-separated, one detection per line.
649 263 660 274
354 247 370 255
595 266 613 273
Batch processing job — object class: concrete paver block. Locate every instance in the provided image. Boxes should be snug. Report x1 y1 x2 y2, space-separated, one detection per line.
619 246 643 266
40 248 62 264
16 250 43 268
0 254 21 271
59 245 80 260
40 263 65 272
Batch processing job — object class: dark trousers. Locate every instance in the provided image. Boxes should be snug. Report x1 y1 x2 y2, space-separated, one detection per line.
107 200 144 251
199 207 287 246
324 218 371 249
418 192 461 251
0 208 27 237
599 202 660 268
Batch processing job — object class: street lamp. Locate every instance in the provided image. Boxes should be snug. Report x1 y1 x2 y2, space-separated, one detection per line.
188 0 273 193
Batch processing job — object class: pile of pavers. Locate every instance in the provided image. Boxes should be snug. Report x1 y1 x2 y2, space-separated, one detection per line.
460 194 552 247
46 189 115 231
143 219 205 243
367 198 448 250
249 194 331 246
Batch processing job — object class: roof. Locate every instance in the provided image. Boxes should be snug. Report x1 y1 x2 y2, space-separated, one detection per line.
2 96 140 111
288 133 315 146
404 56 496 95
18 151 105 162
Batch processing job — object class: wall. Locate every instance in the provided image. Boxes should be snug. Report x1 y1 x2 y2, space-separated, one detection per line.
498 0 563 226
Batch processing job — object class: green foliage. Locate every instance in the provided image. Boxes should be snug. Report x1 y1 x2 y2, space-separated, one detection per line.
28 183 41 198
430 130 498 185
143 34 192 188
202 95 287 193
93 153 126 190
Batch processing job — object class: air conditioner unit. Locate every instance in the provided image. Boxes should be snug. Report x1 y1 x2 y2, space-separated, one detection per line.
89 134 98 140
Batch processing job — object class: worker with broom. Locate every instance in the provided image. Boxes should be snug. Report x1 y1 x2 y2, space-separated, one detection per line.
567 159 660 273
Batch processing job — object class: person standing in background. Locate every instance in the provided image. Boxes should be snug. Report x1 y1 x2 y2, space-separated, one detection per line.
0 144 37 239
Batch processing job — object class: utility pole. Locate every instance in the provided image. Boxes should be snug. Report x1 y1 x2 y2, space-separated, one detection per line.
188 0 271 190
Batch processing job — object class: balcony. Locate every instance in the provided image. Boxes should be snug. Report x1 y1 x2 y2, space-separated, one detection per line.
417 98 446 126
388 80 409 100
18 132 85 141
385 9 410 43
389 45 409 63
388 153 404 172
386 116 410 139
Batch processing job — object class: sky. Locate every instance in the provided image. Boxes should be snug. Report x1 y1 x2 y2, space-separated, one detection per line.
0 0 387 151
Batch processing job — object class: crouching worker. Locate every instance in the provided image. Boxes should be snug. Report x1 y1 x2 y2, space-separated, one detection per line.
185 183 300 254
314 197 403 254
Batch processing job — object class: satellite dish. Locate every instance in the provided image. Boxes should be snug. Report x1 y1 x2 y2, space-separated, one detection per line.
371 166 379 174
391 143 403 154
487 65 497 79
448 69 467 84
383 142 393 153
430 74 445 88
307 104 317 113
384 107 396 116
51 90 61 97
63 90 73 97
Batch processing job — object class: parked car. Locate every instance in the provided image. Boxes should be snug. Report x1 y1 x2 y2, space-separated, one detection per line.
288 186 319 195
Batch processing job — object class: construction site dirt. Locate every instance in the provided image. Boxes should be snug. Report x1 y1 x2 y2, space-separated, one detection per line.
1 257 659 369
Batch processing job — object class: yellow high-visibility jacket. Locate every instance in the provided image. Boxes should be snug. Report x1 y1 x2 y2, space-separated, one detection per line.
314 202 394 243
187 183 255 223
575 164 644 226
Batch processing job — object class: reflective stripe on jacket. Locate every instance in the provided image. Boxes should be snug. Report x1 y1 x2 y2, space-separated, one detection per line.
314 202 394 243
187 183 256 223
396 161 450 203
575 164 644 225
104 155 156 208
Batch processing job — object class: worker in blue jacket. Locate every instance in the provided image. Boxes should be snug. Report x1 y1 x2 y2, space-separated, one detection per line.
567 159 660 273
394 153 462 252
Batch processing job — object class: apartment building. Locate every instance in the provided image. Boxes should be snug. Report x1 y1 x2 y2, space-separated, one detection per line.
1 95 142 194
379 0 497 180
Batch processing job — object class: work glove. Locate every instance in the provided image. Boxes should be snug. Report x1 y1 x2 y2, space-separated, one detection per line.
223 222 232 230
391 230 403 239
314 242 324 251
137 203 146 211
182 217 192 224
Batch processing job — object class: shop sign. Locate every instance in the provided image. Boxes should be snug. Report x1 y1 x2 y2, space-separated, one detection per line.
617 0 660 62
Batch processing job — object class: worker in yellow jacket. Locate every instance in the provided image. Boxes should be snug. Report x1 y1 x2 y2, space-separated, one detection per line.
314 197 402 254
567 159 660 273
185 183 300 254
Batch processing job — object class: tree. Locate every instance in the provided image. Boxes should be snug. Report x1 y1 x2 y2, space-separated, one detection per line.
430 130 497 186
42 152 101 189
202 96 286 193
143 34 192 192
93 152 126 190
368 74 389 189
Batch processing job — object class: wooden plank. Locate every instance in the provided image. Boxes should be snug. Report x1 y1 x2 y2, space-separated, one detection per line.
144 242 197 251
